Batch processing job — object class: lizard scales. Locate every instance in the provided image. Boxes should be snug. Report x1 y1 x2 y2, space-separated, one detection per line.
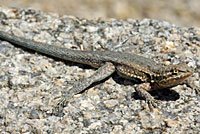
0 30 194 109
0 30 193 88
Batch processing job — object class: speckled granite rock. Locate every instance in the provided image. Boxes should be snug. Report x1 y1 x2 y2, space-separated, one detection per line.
0 7 199 133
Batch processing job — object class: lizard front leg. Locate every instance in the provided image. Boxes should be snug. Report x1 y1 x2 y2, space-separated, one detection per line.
54 62 115 113
135 83 160 108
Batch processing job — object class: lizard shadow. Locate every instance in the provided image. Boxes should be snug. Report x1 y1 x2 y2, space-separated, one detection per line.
80 71 180 102
64 70 180 102
132 88 180 101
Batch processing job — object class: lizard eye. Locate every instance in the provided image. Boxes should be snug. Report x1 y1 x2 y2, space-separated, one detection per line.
173 70 178 73
172 70 179 75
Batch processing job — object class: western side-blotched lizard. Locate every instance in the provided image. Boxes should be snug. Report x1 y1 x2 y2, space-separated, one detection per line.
0 30 197 113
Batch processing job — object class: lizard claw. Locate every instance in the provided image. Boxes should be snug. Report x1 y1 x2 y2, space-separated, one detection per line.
51 99 68 117
147 99 161 108
56 97 68 107
146 99 161 112
192 86 200 95
51 95 71 116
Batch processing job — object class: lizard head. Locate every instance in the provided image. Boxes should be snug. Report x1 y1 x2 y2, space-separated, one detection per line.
153 63 194 89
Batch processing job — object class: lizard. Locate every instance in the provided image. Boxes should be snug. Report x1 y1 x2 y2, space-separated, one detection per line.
0 30 196 113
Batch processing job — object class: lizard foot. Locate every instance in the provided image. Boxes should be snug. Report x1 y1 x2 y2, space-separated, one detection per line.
51 93 72 116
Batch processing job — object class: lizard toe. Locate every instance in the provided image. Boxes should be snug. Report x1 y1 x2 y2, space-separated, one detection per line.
147 99 161 108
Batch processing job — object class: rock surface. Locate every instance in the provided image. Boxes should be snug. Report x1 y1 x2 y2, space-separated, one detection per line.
0 7 199 133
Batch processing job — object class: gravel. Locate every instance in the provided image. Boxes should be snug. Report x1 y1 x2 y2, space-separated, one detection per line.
0 7 199 133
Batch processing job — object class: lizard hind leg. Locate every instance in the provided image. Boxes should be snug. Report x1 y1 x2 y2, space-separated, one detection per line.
53 62 115 114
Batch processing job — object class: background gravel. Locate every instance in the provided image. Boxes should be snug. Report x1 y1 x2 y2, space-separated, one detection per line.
1 0 200 27
0 7 199 133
